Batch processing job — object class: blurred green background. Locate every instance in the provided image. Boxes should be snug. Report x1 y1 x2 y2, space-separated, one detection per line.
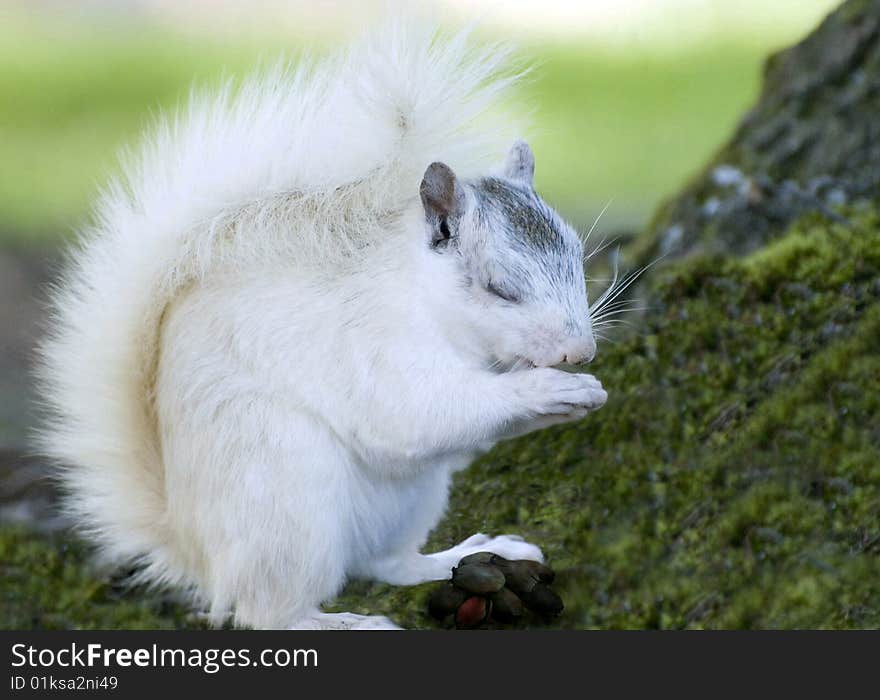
0 0 838 244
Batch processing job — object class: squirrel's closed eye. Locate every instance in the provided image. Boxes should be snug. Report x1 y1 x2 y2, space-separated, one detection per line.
487 281 518 303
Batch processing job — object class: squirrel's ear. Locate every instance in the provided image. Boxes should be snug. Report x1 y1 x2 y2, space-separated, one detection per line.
420 162 464 247
504 139 535 186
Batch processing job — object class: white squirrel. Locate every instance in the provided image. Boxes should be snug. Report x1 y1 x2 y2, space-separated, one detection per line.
36 20 607 629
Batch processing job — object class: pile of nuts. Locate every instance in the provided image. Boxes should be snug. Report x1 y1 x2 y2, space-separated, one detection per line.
427 552 563 628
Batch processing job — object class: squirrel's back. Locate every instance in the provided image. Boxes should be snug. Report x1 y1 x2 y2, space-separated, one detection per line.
35 19 520 583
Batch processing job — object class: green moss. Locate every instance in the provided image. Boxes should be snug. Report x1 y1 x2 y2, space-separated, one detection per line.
2 210 878 629
0 527 196 629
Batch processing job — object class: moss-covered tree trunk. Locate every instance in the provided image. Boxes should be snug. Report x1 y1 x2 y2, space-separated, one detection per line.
647 0 880 259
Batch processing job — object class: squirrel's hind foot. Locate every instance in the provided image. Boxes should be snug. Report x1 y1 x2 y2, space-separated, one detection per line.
289 611 402 630
446 533 544 564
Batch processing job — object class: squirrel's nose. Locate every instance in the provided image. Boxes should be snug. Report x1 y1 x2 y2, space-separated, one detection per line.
561 336 596 365
579 344 596 365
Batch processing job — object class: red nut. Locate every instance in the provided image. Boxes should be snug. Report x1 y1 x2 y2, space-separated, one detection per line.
455 596 489 629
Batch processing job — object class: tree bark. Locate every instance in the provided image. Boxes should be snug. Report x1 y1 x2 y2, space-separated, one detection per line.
648 0 880 259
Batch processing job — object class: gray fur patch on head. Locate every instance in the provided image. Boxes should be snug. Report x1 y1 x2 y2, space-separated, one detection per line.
468 176 583 303
476 177 562 252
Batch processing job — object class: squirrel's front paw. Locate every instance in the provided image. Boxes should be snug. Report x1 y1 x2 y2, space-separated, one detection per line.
514 368 607 416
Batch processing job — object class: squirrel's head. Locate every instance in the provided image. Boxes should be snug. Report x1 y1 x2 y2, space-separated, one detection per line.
420 140 596 369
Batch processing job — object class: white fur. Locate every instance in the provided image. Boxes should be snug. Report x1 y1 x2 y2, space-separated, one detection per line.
36 19 606 629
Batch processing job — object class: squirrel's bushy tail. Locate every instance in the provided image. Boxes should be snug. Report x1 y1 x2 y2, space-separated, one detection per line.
35 18 521 584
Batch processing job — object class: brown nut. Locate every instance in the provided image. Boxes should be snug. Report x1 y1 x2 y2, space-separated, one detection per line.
458 551 496 566
495 565 539 596
519 583 564 617
455 596 490 629
523 560 556 585
491 556 555 585
427 582 467 620
490 587 524 622
451 563 506 595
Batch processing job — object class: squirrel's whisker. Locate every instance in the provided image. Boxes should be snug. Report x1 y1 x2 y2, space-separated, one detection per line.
580 200 612 249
